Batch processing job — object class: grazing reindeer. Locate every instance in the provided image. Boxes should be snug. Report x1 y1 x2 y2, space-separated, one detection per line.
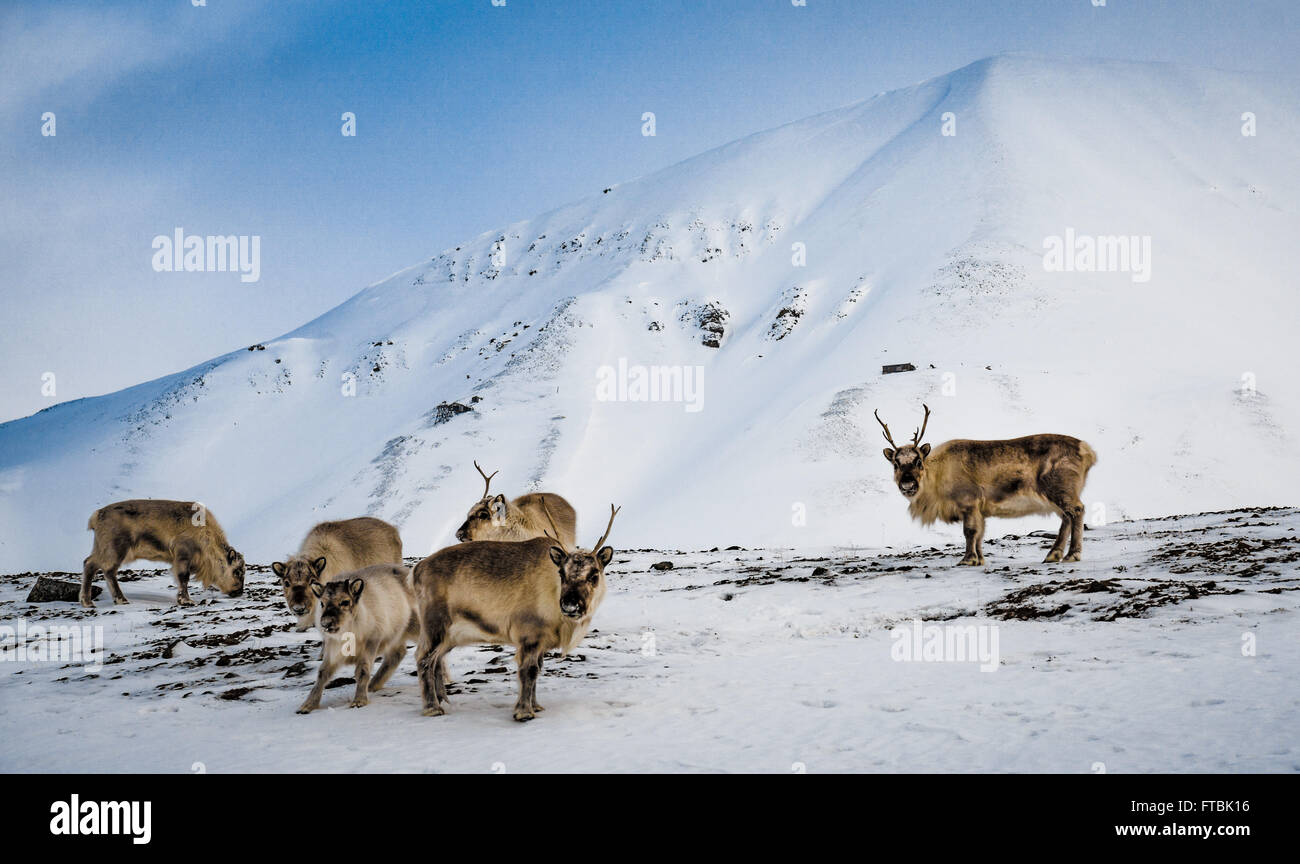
296 564 420 713
81 500 245 608
455 460 577 549
875 405 1097 566
415 503 619 722
272 517 403 631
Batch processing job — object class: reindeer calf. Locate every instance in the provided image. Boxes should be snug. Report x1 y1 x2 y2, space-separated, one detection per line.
296 564 419 713
273 516 403 631
876 405 1097 566
81 499 245 608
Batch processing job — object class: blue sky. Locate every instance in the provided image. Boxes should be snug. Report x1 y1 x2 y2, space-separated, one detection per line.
1 0 1296 422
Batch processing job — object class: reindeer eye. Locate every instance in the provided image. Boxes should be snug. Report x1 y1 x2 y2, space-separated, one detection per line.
477 512 488 520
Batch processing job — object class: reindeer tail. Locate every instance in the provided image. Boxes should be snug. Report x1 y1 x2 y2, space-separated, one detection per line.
1079 441 1098 472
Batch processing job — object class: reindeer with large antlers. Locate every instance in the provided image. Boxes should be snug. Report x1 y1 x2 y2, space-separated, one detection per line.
875 404 1097 565
454 460 577 549
414 501 621 721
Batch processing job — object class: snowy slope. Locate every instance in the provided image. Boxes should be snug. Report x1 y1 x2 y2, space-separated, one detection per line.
1 54 1298 570
2 508 1296 772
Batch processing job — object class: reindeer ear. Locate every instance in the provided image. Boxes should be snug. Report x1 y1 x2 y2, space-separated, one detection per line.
596 546 613 568
227 547 238 563
309 580 324 598
882 448 895 462
491 496 508 520
271 562 286 578
311 557 327 577
919 443 931 458
348 578 365 600
548 546 566 568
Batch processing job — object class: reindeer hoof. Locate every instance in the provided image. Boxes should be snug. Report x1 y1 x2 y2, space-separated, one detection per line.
176 597 195 607
112 596 130 605
513 708 536 722
349 697 368 709
532 703 545 713
79 597 95 609
421 705 445 717
296 705 315 715
1043 550 1063 563
1063 552 1081 563
958 557 979 566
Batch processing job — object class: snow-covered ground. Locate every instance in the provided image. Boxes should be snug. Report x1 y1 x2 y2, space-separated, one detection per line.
2 507 1296 773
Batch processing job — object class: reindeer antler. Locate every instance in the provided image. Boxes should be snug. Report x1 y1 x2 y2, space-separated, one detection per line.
912 403 932 446
539 497 568 553
874 409 899 449
473 460 499 499
592 504 621 552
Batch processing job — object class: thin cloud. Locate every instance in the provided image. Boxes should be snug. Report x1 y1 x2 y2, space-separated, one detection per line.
0 1 267 119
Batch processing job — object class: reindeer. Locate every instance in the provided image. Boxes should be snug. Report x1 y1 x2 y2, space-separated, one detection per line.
296 564 420 713
455 461 577 549
874 405 1097 566
81 500 245 608
272 517 403 631
415 502 619 722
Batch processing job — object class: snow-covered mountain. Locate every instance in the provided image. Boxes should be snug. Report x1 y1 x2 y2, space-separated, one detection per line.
2 54 1297 570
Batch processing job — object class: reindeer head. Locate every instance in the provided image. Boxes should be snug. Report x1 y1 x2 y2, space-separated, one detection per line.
543 502 619 620
875 404 932 499
272 556 326 617
310 577 364 635
220 546 246 596
456 461 508 542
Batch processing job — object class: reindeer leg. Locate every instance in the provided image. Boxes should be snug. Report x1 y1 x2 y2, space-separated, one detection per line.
350 642 376 708
434 652 449 705
1041 474 1084 563
418 645 448 715
513 640 542 722
297 651 340 714
80 557 99 608
1044 515 1070 563
369 641 406 692
959 510 985 566
102 565 129 605
174 569 194 606
532 653 545 712
173 553 195 606
418 610 449 716
1063 500 1085 562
